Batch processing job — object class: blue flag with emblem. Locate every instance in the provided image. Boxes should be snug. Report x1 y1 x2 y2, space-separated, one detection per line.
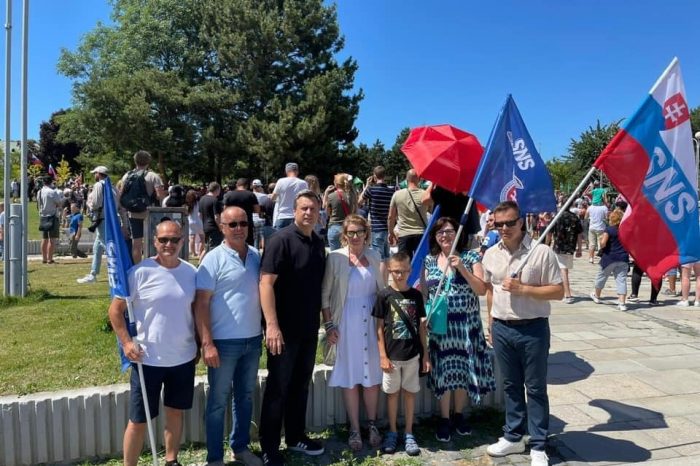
469 95 556 213
103 177 136 371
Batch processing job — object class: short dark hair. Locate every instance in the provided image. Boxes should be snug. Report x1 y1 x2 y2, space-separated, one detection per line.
493 200 520 217
293 189 321 209
428 217 467 256
207 182 221 193
389 251 411 265
373 166 386 179
236 178 249 188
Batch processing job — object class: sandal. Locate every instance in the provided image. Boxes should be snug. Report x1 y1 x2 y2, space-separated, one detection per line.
382 431 398 454
348 430 362 452
368 421 382 447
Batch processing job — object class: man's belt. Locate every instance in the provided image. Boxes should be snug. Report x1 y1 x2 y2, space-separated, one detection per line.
493 317 547 326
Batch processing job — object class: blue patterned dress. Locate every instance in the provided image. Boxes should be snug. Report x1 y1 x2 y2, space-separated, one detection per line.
424 250 496 402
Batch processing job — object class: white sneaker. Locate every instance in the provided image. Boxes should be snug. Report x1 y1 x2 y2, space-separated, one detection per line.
486 437 526 457
694 301 700 308
562 296 574 304
677 300 690 307
618 303 628 311
77 274 96 284
531 449 549 466
589 292 601 304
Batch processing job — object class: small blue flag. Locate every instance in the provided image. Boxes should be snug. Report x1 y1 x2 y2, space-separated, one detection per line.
103 177 135 371
408 204 441 287
469 95 556 213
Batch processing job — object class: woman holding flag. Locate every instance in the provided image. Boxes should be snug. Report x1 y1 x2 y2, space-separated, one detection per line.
423 216 495 442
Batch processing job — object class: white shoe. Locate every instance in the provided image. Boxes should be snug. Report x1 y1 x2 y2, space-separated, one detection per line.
694 301 700 308
531 449 549 466
562 296 574 304
589 292 601 304
486 437 526 457
677 300 690 307
618 303 628 311
77 274 96 284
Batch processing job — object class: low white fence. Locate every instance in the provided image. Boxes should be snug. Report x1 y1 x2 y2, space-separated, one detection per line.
0 362 503 466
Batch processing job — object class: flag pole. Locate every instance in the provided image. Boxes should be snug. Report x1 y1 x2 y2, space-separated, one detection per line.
126 298 159 466
511 166 597 277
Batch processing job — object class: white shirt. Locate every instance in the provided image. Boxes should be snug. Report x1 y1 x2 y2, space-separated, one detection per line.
587 205 609 231
272 177 308 220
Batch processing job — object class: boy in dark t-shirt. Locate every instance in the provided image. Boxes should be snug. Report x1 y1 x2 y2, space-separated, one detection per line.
373 252 429 456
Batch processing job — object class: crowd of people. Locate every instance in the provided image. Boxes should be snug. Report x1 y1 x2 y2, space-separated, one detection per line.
27 153 694 466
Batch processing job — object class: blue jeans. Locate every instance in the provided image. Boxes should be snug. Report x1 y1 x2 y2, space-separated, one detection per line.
205 335 262 461
370 230 389 260
327 223 343 251
492 318 550 451
91 221 105 276
274 218 294 230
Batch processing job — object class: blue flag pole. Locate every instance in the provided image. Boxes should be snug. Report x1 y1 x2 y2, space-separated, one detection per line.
104 177 159 466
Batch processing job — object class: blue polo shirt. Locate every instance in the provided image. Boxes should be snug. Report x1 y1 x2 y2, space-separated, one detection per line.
196 242 262 340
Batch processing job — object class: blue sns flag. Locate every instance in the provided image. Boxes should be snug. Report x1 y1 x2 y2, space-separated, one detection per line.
469 95 556 213
408 204 441 288
103 177 135 371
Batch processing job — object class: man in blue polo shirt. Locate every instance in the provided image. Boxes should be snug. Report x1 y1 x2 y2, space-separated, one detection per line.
195 206 263 466
359 165 394 281
259 190 326 466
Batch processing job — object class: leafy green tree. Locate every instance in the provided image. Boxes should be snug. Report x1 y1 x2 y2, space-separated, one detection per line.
384 127 412 183
39 109 82 172
546 157 576 193
564 120 621 180
55 157 73 188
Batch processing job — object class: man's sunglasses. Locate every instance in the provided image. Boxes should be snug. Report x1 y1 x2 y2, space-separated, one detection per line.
222 220 249 229
494 219 520 229
156 236 181 244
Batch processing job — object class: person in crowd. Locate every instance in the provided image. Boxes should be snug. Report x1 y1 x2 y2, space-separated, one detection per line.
251 179 273 250
77 167 114 283
677 261 700 307
321 215 384 452
421 183 479 246
359 166 394 281
590 180 608 206
551 208 583 303
119 150 165 264
270 162 308 230
68 202 87 258
259 190 326 465
304 175 327 240
37 175 63 264
628 264 661 306
108 221 197 466
184 189 204 259
589 209 630 311
388 169 431 260
480 211 500 257
199 182 223 259
482 201 563 466
585 201 608 264
223 178 260 246
663 268 680 296
373 251 429 456
195 206 263 466
423 217 495 442
324 173 357 251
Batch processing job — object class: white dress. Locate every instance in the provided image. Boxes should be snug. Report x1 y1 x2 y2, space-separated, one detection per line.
328 265 382 388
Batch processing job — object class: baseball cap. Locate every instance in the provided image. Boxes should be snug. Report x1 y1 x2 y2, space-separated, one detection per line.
252 179 263 187
91 166 109 175
285 162 299 172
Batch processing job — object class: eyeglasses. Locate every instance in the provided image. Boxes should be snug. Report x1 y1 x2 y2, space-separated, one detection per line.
389 269 409 275
436 229 456 237
222 220 249 229
494 219 520 229
346 229 366 238
156 236 181 244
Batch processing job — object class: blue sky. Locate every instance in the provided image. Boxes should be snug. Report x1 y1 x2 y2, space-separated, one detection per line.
3 0 700 160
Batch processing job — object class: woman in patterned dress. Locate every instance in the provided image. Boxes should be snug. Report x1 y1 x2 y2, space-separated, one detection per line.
423 217 496 442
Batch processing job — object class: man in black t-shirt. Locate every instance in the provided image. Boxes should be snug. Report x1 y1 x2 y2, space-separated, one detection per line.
223 178 260 245
199 182 223 255
259 190 327 465
423 184 481 237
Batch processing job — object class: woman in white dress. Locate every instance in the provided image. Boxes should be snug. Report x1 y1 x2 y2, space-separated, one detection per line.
185 189 204 259
322 214 385 452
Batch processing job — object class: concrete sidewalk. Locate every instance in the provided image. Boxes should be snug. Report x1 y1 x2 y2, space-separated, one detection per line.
479 256 700 465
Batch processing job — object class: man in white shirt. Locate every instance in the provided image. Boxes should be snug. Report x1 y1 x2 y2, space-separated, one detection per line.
270 162 308 230
585 204 609 263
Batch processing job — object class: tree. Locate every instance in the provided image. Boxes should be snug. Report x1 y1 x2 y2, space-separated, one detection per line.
383 127 412 183
564 120 621 180
546 157 576 193
39 109 82 171
55 158 73 187
58 0 361 184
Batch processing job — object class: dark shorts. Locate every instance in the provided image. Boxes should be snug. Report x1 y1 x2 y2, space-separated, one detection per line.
129 358 196 423
128 217 145 240
41 216 60 239
204 229 223 251
397 234 423 261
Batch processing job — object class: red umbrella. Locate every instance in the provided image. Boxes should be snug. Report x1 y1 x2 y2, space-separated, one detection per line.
401 124 484 193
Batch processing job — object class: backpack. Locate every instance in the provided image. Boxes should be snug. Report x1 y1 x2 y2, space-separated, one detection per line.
120 169 153 213
165 185 186 207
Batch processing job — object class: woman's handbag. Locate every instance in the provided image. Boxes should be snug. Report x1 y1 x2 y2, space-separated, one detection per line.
318 330 336 366
39 215 56 232
426 271 452 336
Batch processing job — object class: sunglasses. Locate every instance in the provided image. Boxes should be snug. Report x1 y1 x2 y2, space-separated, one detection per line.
156 236 181 244
223 221 249 229
346 229 366 238
494 219 520 229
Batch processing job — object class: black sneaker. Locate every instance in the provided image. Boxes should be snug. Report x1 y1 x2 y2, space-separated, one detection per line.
164 461 182 466
452 412 472 436
435 417 451 442
262 450 286 466
287 436 324 456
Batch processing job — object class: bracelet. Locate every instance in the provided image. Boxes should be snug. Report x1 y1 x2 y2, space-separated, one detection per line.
324 321 336 332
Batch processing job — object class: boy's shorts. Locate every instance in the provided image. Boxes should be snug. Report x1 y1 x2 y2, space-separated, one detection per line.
382 354 420 394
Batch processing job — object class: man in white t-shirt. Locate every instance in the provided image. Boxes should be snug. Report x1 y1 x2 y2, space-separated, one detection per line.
270 162 308 230
585 204 609 263
108 220 197 466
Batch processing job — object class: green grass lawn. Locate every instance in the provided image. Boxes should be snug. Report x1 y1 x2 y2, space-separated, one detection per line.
5 200 42 240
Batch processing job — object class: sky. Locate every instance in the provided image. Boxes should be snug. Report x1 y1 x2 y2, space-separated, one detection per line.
3 0 700 161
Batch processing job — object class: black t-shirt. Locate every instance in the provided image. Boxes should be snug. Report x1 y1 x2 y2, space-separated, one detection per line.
260 224 326 339
372 286 426 361
431 186 481 235
223 190 259 245
198 194 222 233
